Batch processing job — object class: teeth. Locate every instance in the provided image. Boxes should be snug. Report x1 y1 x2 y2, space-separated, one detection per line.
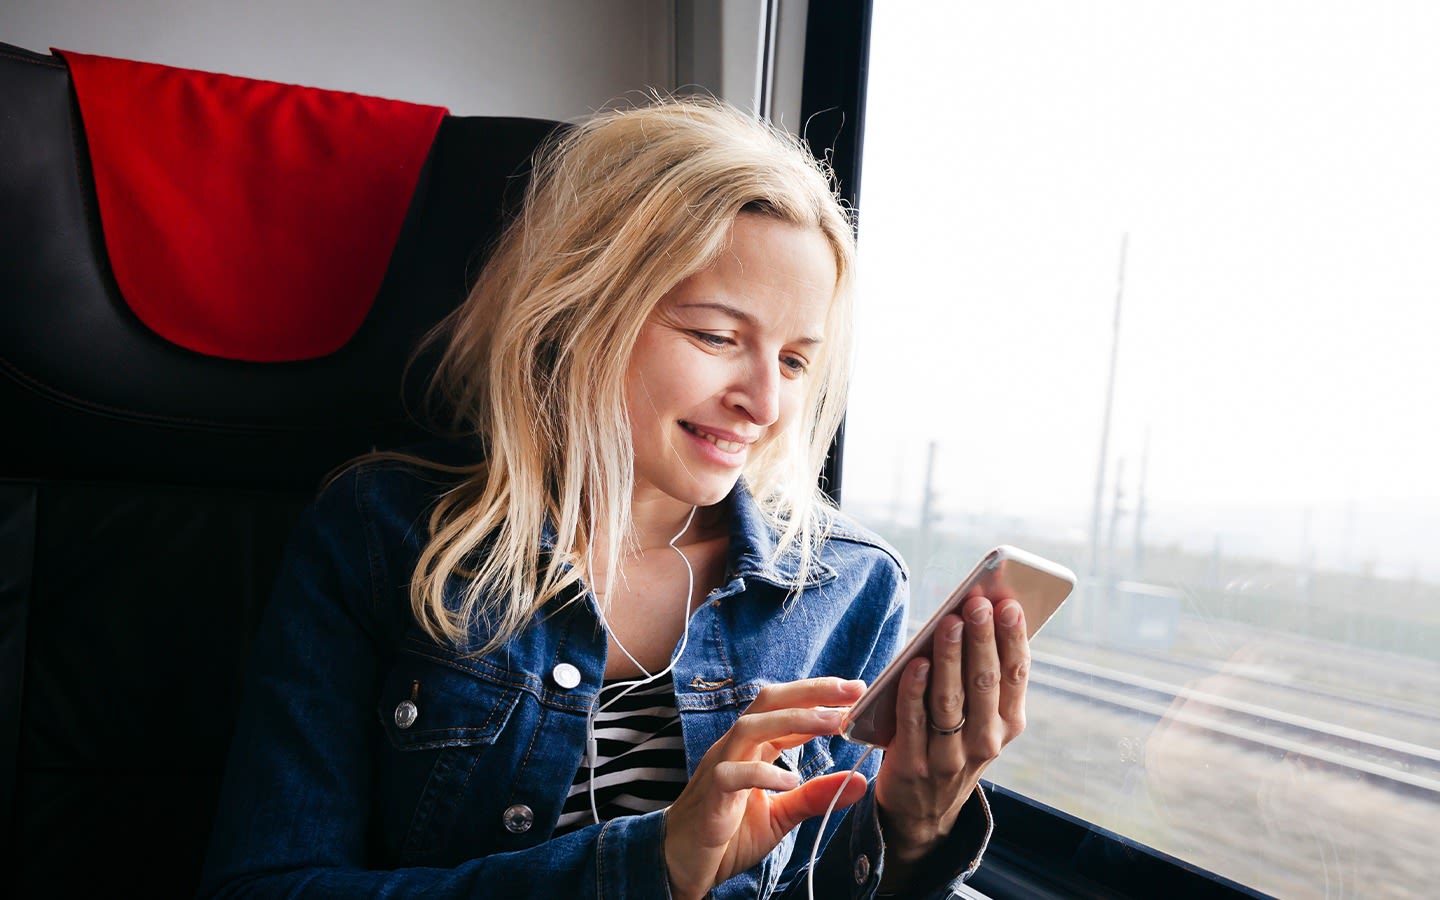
685 423 744 453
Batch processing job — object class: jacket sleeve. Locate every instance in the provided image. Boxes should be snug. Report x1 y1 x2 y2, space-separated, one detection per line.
197 469 672 900
771 570 994 900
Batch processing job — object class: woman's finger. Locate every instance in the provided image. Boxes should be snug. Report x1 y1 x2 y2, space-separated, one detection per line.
925 613 966 734
722 706 844 756
885 655 932 771
767 770 870 836
961 595 1002 755
708 759 805 793
727 727 839 760
742 677 866 715
994 598 1030 736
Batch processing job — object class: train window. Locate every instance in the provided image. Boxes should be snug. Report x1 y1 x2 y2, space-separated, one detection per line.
843 2 1439 897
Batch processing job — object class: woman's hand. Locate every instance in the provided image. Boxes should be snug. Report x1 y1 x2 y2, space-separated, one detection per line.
663 677 870 900
873 594 1029 884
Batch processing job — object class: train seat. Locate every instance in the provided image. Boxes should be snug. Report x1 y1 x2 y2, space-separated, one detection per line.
0 41 557 897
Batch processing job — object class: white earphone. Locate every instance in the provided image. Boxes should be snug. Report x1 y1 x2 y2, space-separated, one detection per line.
584 505 699 824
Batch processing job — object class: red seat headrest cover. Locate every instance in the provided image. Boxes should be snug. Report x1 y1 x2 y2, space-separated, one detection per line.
58 50 449 362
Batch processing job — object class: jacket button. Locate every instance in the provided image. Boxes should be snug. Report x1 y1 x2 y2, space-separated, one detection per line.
502 803 535 834
853 853 870 884
393 700 418 729
551 663 582 689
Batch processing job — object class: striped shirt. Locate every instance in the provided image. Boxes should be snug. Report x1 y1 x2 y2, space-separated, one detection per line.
552 673 688 835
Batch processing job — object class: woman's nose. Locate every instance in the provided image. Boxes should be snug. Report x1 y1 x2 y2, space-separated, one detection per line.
726 359 781 427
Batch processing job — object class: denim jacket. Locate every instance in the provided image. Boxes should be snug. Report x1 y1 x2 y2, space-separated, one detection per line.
199 453 992 898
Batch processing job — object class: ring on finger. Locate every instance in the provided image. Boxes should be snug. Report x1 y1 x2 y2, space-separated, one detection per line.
928 717 965 736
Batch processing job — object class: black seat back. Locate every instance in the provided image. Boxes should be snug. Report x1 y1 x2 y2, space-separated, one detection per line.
0 42 557 897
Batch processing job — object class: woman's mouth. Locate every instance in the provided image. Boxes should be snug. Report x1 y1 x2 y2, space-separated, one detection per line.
680 421 746 453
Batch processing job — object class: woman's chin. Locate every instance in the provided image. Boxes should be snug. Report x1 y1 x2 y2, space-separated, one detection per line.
674 475 743 510
685 478 741 509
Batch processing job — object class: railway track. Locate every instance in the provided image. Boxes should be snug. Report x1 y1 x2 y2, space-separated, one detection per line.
1072 637 1440 732
1030 650 1440 798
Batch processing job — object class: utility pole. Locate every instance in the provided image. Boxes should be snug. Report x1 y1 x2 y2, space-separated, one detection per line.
1134 427 1149 573
917 440 939 611
1105 457 1127 614
1087 234 1129 610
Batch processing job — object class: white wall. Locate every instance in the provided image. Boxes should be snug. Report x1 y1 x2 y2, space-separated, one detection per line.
2 0 676 121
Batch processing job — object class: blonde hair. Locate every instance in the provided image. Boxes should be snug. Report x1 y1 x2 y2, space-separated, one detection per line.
412 97 856 650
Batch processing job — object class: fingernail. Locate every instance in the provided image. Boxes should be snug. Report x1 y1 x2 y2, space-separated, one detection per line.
818 709 842 727
844 678 867 692
946 621 963 643
914 661 930 680
967 603 992 625
779 768 801 788
997 602 1021 627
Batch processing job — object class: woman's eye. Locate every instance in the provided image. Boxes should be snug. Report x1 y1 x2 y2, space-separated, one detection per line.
781 355 809 375
691 331 732 348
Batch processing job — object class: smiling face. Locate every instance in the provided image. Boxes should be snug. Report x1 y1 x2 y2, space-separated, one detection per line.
624 213 838 513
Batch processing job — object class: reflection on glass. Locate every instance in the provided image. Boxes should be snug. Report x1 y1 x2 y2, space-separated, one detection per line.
846 2 1440 896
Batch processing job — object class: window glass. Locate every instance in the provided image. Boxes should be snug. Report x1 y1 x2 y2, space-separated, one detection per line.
845 2 1440 895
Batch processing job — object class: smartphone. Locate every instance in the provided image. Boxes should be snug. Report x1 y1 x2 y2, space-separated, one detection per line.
840 545 1076 747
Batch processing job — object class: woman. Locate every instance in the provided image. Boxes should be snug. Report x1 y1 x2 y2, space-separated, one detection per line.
200 98 1031 899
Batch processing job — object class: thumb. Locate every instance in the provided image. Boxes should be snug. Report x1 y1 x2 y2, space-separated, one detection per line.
769 770 870 835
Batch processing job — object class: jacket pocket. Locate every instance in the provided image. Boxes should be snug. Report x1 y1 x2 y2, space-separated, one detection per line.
375 651 522 860
378 652 519 749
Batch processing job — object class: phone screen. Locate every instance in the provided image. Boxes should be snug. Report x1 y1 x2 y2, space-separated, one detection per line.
839 545 1076 747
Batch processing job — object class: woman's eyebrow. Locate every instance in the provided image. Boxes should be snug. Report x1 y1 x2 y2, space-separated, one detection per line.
675 300 754 323
673 301 824 345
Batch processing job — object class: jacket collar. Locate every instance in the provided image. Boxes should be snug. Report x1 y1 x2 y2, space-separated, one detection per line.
726 481 838 590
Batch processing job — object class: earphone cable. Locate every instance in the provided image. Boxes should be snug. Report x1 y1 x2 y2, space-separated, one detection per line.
586 505 699 824
807 743 876 900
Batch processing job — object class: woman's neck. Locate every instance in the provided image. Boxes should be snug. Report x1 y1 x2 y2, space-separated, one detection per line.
630 495 698 548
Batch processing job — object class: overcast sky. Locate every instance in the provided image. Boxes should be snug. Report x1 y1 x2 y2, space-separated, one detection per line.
842 0 1440 580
